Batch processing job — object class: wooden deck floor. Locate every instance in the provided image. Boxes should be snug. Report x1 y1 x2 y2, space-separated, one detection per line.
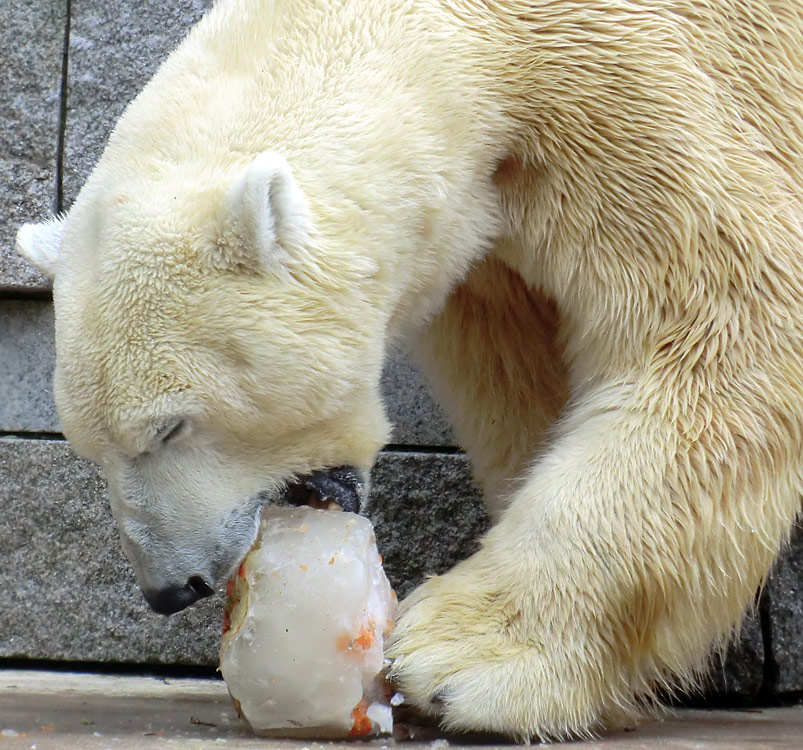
1 670 802 749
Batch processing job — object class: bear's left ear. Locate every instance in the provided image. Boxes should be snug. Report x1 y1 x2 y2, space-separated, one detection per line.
15 216 65 279
224 151 312 270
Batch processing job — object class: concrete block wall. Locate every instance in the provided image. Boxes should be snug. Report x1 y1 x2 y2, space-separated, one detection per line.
1 0 801 706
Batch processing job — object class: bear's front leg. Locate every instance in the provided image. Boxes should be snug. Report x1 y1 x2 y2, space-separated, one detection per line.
388 380 800 741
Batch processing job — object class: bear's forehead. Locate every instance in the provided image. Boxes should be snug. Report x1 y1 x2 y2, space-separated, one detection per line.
53 327 207 458
62 168 223 261
53 261 209 415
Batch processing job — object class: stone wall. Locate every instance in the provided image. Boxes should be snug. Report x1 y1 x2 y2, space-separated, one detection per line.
1 0 801 704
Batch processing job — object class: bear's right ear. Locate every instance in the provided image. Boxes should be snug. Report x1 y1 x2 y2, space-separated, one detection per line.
224 151 312 271
15 216 65 279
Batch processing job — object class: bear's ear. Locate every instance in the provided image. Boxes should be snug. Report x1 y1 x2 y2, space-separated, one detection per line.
225 151 311 270
15 216 65 279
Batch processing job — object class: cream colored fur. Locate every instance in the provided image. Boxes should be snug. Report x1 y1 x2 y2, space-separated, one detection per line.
16 0 803 741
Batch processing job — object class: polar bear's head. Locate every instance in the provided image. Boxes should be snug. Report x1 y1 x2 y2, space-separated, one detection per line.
16 152 391 614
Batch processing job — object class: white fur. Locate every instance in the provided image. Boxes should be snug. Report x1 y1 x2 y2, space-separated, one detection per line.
15 217 65 279
224 151 311 270
15 0 803 741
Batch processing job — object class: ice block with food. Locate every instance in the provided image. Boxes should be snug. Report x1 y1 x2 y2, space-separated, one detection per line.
219 505 397 737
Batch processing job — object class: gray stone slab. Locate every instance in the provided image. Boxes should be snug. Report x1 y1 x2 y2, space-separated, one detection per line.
370 451 487 598
0 439 485 665
0 0 66 291
0 437 222 665
0 299 455 444
701 610 765 700
767 524 803 693
382 355 456 447
63 0 214 206
0 300 59 433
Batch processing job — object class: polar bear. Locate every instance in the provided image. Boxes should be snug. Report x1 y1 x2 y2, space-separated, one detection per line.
15 0 803 741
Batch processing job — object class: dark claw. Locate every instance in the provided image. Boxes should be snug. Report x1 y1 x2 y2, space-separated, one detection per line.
429 691 446 708
284 465 364 513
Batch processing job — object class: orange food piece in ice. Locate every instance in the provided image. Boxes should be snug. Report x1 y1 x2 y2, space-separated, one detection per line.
353 624 375 650
349 700 373 737
336 622 376 652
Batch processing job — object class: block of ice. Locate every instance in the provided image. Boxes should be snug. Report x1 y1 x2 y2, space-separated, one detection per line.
219 506 397 737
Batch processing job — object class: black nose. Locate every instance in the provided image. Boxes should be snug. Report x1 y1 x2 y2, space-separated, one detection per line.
142 576 215 616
